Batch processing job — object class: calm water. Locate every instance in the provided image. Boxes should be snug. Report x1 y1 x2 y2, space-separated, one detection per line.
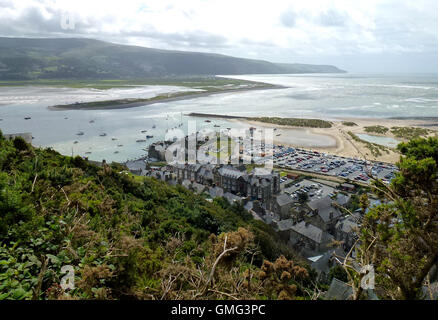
356 133 401 148
1 73 437 162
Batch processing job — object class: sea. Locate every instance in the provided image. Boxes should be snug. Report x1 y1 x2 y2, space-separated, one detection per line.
0 73 437 162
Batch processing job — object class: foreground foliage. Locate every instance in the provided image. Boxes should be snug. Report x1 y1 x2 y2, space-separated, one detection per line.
359 137 438 299
0 131 315 300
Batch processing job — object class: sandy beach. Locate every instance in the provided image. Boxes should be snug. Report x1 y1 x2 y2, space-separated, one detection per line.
230 117 438 164
48 84 284 111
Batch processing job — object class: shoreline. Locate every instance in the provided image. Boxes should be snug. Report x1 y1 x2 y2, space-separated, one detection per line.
187 113 438 164
48 84 285 111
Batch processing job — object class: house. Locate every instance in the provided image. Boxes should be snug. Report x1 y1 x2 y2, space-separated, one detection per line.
272 194 294 219
334 215 359 250
223 192 243 205
307 196 343 233
308 247 346 283
181 179 192 190
275 219 295 242
289 221 334 256
209 186 224 199
216 165 248 195
148 141 172 161
191 182 206 195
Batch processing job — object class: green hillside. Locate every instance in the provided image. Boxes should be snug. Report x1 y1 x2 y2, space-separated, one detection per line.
0 37 345 80
0 130 315 300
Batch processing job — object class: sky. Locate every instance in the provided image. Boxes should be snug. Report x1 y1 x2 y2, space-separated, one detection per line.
1 0 438 73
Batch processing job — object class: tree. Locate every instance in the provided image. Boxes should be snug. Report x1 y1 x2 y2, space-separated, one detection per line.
360 137 438 299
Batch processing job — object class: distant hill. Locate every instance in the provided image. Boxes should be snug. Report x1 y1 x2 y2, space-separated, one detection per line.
0 37 345 80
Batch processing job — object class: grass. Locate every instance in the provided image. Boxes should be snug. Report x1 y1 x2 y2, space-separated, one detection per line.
251 117 333 128
364 125 389 135
390 126 432 140
342 121 358 127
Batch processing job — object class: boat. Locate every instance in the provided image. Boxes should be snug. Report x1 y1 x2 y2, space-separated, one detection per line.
24 117 31 120
152 125 156 129
214 125 220 127
89 120 95 123
112 138 117 141
117 144 123 147
85 152 92 154
141 130 148 133
146 135 154 139
205 120 211 123
276 134 282 137
114 151 119 154
73 141 79 144
76 132 84 136
136 139 147 143
99 133 107 137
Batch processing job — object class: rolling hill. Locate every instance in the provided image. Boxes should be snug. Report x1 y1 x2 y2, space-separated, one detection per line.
0 37 345 80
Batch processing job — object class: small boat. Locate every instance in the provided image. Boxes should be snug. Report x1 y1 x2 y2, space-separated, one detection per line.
112 138 117 141
85 152 92 154
73 141 79 144
152 125 156 129
117 144 123 147
24 117 31 120
214 125 220 127
136 139 147 143
141 130 148 133
205 120 211 123
100 133 107 137
114 151 119 154
89 120 95 123
276 134 282 137
146 135 154 139
76 132 84 136
64 117 69 120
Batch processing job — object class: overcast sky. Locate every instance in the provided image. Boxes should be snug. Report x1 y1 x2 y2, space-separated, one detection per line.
1 0 438 73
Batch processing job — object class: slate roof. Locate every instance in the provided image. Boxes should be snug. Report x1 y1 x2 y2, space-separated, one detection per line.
290 221 333 244
224 192 242 204
336 216 359 234
209 186 224 199
218 167 247 179
308 196 343 222
276 219 294 232
325 278 353 300
275 194 294 207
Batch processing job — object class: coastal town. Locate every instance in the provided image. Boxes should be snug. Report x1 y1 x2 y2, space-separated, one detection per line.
122 130 398 290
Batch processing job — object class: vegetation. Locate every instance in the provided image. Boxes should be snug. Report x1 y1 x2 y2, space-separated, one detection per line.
0 38 343 81
364 125 389 135
0 131 318 300
342 122 358 127
251 117 332 129
338 137 438 300
347 131 390 157
390 126 432 140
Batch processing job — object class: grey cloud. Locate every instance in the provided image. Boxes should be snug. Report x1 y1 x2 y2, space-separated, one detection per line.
319 9 348 27
280 11 296 28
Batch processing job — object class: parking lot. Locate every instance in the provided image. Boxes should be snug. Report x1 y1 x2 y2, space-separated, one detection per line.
283 179 337 201
273 146 397 185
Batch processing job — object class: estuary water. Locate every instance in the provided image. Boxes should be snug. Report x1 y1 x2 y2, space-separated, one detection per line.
0 73 437 162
